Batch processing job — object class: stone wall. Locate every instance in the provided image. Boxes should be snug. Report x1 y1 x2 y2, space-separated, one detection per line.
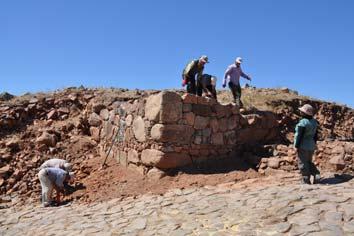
99 91 279 175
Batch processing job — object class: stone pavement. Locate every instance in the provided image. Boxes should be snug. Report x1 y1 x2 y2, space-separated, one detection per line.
1 173 354 236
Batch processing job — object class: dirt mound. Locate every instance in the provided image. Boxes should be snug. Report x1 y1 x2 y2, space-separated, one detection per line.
0 86 353 206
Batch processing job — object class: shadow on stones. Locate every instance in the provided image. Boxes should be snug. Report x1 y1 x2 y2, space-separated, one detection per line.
167 156 254 176
319 174 354 185
64 182 86 195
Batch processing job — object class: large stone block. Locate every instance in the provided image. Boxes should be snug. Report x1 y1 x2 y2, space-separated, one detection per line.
128 149 140 164
224 130 237 145
151 124 194 144
192 104 212 116
212 104 230 118
212 133 224 145
218 118 228 132
133 116 146 142
228 115 239 130
141 149 192 169
99 109 110 121
183 112 195 126
210 118 219 133
145 91 182 123
88 113 102 127
194 116 210 130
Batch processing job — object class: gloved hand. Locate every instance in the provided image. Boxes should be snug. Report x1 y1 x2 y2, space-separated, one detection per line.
222 84 226 88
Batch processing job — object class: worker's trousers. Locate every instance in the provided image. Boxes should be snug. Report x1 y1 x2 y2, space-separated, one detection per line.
38 169 54 207
229 82 243 107
186 77 197 95
297 149 320 178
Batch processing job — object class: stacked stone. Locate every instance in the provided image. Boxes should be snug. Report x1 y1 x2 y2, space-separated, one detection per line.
256 141 354 174
99 91 280 176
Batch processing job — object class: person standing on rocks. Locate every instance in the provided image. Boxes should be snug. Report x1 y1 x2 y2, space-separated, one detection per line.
39 158 72 172
198 74 218 100
38 167 74 207
294 104 321 184
222 57 252 107
182 55 209 95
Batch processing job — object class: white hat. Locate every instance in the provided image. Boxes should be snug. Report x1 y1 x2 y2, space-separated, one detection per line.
299 104 315 116
63 163 72 171
235 57 243 64
199 55 209 63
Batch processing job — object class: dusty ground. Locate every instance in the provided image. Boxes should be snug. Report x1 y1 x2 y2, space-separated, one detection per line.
68 154 261 204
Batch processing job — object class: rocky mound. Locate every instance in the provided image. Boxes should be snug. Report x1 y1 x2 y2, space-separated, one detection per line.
0 87 353 205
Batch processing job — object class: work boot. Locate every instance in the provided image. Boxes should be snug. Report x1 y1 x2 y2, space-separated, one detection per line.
301 176 311 184
313 174 321 184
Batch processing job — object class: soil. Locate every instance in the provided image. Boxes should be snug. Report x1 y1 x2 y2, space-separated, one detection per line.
69 155 262 203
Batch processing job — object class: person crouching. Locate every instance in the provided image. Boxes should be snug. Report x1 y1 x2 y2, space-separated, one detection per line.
198 74 218 100
38 167 74 207
294 104 321 184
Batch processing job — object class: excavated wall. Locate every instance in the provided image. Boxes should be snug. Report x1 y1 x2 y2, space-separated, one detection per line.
98 91 279 175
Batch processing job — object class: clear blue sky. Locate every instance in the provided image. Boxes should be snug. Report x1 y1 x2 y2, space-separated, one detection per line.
1 0 353 107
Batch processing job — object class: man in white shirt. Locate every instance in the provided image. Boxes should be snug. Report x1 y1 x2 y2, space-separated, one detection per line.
40 158 72 172
38 167 74 207
222 57 252 107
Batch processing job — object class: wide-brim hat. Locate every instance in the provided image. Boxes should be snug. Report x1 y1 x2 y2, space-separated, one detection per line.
299 104 315 116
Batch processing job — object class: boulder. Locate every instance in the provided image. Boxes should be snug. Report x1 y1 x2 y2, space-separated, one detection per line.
92 103 106 114
192 104 212 117
227 115 239 130
267 158 280 169
88 113 102 127
133 116 146 142
146 167 166 179
194 116 209 130
141 149 191 169
99 109 110 121
183 112 195 126
0 165 10 177
151 124 194 144
145 91 182 123
36 132 57 147
47 110 58 120
211 133 224 145
128 149 140 164
212 104 229 118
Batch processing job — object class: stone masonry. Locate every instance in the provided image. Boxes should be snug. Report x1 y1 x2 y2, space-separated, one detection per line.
99 91 279 175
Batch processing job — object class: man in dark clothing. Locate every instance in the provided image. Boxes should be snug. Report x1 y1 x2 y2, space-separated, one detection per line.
182 55 209 95
197 74 217 100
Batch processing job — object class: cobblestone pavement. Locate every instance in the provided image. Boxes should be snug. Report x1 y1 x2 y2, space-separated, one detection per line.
1 173 354 236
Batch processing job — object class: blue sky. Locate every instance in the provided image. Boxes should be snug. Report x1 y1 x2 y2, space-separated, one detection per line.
1 0 353 107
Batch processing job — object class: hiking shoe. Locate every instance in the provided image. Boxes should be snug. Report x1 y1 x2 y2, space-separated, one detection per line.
313 174 321 184
301 176 311 184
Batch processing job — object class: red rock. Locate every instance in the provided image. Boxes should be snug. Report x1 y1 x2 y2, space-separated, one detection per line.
47 109 57 120
36 132 57 147
0 165 10 177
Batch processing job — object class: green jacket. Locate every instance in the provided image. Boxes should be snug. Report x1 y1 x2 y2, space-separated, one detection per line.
294 118 318 151
182 59 204 82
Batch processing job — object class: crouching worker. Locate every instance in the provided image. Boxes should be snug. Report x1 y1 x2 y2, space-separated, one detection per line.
198 74 218 100
38 168 74 207
294 104 321 184
40 158 72 172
